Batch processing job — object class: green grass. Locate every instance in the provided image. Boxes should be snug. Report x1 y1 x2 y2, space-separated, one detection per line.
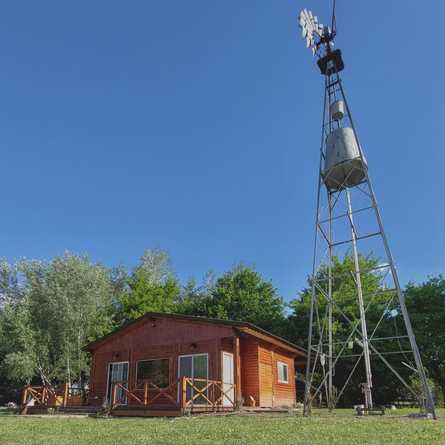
1 410 444 445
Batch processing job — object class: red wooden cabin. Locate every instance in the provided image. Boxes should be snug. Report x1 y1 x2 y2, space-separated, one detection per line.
82 313 305 416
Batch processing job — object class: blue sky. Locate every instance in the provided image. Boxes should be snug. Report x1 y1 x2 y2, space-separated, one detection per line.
0 1 443 302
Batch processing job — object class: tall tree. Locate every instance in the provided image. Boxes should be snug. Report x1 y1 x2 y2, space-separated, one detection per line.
176 272 216 317
405 276 445 403
114 249 180 324
287 254 412 406
205 264 286 334
0 253 118 388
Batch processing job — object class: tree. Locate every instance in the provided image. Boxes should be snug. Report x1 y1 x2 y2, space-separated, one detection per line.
205 264 286 334
287 254 412 406
114 249 180 324
405 276 445 404
176 272 216 317
0 253 119 389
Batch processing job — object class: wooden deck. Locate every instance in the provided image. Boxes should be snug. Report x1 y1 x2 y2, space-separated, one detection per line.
20 377 237 417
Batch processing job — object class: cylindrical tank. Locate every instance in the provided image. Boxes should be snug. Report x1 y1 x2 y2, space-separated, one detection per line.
330 100 345 121
323 127 367 190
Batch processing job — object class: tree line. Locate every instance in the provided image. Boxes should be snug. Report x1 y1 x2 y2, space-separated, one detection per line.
0 249 444 406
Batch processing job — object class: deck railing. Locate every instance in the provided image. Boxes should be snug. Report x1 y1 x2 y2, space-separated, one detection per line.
111 377 236 412
20 383 84 414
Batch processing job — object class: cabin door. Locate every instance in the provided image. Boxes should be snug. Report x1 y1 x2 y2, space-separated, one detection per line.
106 361 129 405
259 362 273 407
222 352 234 407
178 353 208 404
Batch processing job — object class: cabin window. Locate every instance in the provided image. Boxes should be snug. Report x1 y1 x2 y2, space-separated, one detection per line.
136 359 170 388
178 353 209 404
277 361 289 384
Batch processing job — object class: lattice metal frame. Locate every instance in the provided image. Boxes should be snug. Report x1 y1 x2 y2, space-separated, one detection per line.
300 13 436 418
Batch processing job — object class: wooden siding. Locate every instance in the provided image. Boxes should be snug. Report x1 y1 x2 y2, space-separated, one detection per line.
220 337 234 353
258 347 273 407
89 317 234 405
240 338 260 406
271 350 296 407
87 315 300 409
258 344 296 408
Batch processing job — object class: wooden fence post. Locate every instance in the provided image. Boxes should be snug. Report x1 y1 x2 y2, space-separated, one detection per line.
63 383 69 407
234 336 242 408
112 383 118 408
21 387 28 406
20 387 29 414
144 383 148 406
42 386 47 406
181 377 187 414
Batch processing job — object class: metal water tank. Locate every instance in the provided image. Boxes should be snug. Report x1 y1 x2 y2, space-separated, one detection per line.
330 100 345 121
323 127 367 190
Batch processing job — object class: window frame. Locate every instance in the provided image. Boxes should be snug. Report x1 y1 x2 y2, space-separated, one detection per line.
177 353 209 404
106 361 129 404
277 361 289 384
135 357 171 389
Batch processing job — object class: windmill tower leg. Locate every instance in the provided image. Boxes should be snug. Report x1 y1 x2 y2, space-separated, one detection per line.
338 79 437 419
327 191 334 411
345 188 373 410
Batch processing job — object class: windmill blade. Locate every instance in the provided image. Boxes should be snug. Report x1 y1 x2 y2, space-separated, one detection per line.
297 8 325 56
331 0 337 36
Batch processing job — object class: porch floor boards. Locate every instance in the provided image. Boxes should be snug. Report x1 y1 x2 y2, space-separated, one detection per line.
24 405 102 416
110 405 234 417
23 405 294 417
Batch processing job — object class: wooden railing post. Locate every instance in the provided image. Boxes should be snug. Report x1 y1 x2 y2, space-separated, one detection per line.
21 386 28 406
63 383 69 407
144 382 148 406
112 383 118 408
181 377 187 413
234 336 242 408
20 387 29 414
42 386 47 406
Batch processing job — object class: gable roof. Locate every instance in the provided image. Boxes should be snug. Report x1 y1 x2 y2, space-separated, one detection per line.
83 312 306 356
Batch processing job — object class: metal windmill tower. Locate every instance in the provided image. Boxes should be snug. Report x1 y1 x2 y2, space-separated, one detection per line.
298 3 436 418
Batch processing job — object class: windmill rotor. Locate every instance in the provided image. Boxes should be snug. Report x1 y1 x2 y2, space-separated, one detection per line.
298 7 335 57
298 8 325 55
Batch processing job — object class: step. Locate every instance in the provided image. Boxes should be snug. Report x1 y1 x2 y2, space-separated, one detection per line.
58 406 102 414
112 408 182 417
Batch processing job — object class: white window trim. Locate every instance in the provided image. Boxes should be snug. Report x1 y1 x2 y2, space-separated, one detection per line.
277 361 289 384
177 353 209 403
105 361 129 403
177 353 209 379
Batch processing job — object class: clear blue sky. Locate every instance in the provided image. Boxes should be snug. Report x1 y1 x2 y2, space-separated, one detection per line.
0 1 443 302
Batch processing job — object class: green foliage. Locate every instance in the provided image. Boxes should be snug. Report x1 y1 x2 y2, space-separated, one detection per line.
208 264 285 333
286 254 385 348
176 273 216 317
114 249 181 323
1 246 444 408
408 374 444 408
405 276 445 405
0 253 119 387
175 264 286 334
287 254 414 406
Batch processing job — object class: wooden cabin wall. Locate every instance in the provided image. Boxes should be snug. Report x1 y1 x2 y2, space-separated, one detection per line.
240 338 260 406
258 343 296 408
88 317 234 405
271 349 296 407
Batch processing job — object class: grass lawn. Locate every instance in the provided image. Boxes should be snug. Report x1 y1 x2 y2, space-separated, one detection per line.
1 409 445 445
